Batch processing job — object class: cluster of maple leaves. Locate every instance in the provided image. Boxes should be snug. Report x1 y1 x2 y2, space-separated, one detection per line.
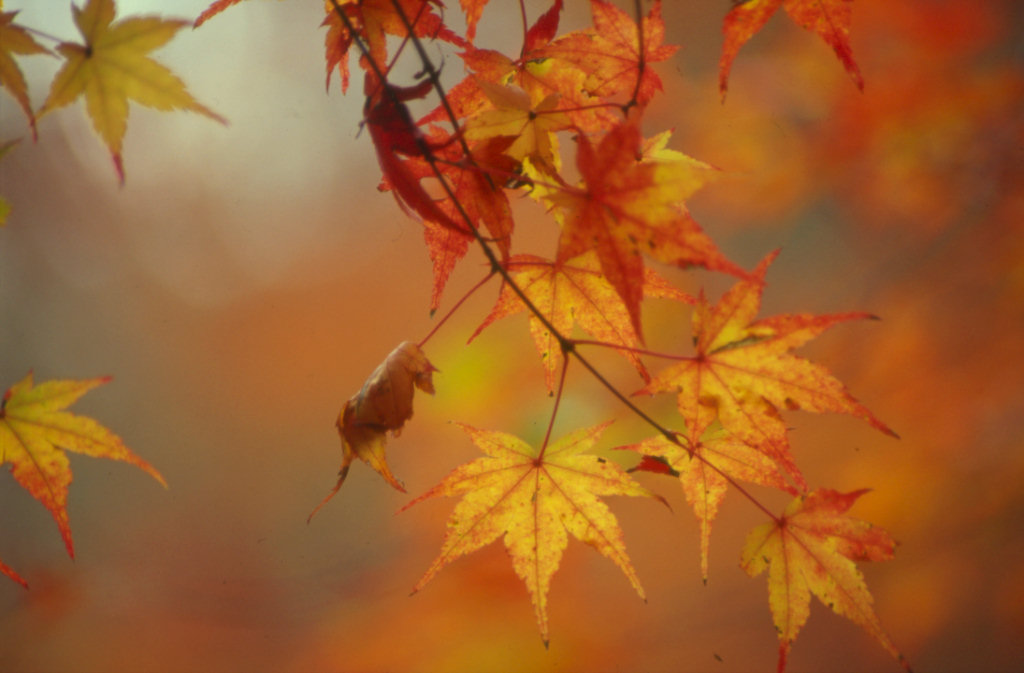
1 0 910 670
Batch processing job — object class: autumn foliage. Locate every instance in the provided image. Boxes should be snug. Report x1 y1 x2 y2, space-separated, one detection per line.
0 0 924 670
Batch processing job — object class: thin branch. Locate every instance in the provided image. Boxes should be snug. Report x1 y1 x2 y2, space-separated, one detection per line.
419 271 495 348
386 1 496 186
518 0 529 59
384 0 433 74
623 0 647 115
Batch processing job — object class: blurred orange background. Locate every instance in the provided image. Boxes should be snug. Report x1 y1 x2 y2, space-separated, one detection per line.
1 1 1022 671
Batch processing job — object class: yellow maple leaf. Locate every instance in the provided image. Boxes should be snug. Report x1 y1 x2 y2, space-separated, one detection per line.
0 10 52 140
622 402 796 582
38 0 225 183
470 251 693 392
741 489 910 672
637 251 896 489
0 372 166 562
402 422 663 645
463 82 569 170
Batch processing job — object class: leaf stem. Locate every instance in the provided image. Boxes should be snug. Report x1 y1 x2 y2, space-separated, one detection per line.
419 271 495 349
538 358 570 460
19 24 66 46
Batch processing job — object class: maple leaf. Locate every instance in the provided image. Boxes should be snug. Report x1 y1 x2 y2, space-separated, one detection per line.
459 0 488 43
416 0 586 130
470 251 692 392
362 74 474 239
623 402 795 581
194 0 248 28
194 0 291 29
0 10 52 140
741 489 910 673
532 0 677 110
637 251 895 487
0 373 166 559
37 0 226 183
423 0 674 134
422 219 473 311
719 0 863 98
402 422 663 645
462 81 569 171
538 120 743 338
309 341 437 520
321 0 464 94
390 122 515 309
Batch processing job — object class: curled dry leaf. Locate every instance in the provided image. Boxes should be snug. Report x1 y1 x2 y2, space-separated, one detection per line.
308 341 437 521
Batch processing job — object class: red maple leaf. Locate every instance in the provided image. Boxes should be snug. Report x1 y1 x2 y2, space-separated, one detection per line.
534 120 743 338
532 0 677 110
390 123 515 309
719 0 864 97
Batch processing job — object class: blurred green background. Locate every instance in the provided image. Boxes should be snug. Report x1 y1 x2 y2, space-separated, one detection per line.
1 1 1022 671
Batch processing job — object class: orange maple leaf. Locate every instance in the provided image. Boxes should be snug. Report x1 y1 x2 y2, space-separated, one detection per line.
321 0 464 93
423 0 672 134
0 556 26 588
421 218 473 311
309 341 437 520
194 0 247 28
418 0 608 133
0 10 52 140
0 373 166 562
538 120 742 338
532 0 677 110
719 0 864 98
402 422 663 645
37 0 226 183
389 121 515 309
637 251 895 488
458 0 489 43
741 489 910 672
470 251 692 392
623 402 796 581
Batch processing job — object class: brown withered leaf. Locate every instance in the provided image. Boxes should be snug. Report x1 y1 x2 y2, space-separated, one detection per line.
308 341 436 521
